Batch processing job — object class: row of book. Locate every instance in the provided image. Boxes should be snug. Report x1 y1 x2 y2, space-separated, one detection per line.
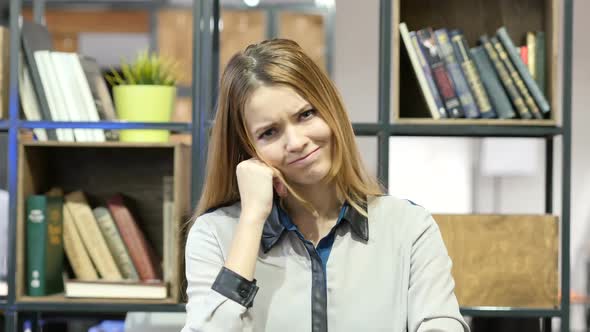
0 22 120 142
26 178 175 300
400 23 550 120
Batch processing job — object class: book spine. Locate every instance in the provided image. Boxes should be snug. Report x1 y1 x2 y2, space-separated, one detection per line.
399 22 444 119
65 191 123 280
535 31 546 95
470 46 516 119
26 195 47 296
107 195 160 281
435 29 480 118
480 35 531 119
410 33 447 119
417 28 464 118
44 196 64 294
63 205 99 280
94 207 139 281
527 32 536 79
494 30 548 118
449 30 496 118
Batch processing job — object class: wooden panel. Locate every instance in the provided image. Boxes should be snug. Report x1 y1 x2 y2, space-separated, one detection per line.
279 12 326 71
23 8 150 34
434 214 558 308
393 0 558 123
169 97 193 145
52 33 79 53
220 10 266 72
16 143 189 303
157 9 193 86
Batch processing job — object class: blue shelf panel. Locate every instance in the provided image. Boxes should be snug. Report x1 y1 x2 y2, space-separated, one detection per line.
16 301 186 313
19 121 192 131
461 307 562 318
352 123 563 137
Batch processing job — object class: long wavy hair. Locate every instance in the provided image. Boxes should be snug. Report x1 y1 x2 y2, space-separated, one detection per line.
190 39 383 225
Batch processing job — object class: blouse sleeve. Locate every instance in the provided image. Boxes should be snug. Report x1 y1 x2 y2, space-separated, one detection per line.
407 208 470 332
181 215 257 332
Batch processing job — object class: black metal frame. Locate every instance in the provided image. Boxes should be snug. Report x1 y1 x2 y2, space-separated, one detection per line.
2 0 573 331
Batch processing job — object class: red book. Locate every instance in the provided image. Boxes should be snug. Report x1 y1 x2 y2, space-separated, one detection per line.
106 194 161 281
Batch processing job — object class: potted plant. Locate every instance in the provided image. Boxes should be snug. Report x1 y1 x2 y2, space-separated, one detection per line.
106 51 179 142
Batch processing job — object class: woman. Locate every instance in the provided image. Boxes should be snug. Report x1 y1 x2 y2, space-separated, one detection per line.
182 39 469 332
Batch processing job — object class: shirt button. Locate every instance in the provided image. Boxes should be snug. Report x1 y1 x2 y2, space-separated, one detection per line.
239 287 249 298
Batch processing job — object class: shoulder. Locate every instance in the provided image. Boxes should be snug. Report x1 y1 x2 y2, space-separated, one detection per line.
186 201 241 254
368 195 437 238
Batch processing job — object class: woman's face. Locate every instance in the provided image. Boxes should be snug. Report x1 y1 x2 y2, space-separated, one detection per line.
244 85 333 186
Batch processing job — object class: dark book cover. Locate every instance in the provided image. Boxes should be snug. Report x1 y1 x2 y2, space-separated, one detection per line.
470 46 516 119
491 36 543 119
480 35 532 119
434 28 480 118
411 32 447 118
416 28 465 118
449 30 496 119
496 27 549 117
21 20 57 140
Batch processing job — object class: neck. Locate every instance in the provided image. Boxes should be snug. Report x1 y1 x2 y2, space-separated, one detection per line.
283 181 341 222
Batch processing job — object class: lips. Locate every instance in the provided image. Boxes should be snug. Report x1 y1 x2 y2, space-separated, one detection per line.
289 147 320 165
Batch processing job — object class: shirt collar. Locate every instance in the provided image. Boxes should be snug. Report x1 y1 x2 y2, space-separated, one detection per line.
261 197 369 253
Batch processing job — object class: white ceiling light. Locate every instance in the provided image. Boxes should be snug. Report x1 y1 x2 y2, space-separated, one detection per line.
244 0 260 7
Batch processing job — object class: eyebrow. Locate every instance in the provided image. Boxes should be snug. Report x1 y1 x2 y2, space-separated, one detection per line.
252 103 312 136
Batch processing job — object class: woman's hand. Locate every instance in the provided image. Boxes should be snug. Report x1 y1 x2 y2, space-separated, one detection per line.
236 158 287 224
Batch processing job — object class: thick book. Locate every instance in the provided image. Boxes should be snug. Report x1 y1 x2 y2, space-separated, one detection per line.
64 191 123 280
93 207 139 281
417 28 464 118
107 194 161 281
480 35 532 119
399 22 446 119
0 190 8 281
496 27 550 117
410 32 447 118
491 35 543 119
63 204 98 281
449 30 496 119
470 46 516 119
20 21 58 140
64 275 167 300
434 28 480 118
26 194 64 296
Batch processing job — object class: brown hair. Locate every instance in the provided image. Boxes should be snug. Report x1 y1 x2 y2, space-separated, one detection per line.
190 38 383 224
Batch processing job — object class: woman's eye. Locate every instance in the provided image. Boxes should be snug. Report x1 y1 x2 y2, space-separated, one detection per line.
259 128 276 139
300 109 316 120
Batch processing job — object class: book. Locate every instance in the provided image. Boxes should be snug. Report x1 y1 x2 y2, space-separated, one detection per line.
417 28 464 118
534 31 546 95
21 21 58 140
64 275 167 299
399 22 446 119
480 35 531 119
434 28 480 118
449 30 496 118
470 46 516 119
0 189 8 282
496 27 550 117
107 194 161 282
93 207 139 281
26 194 64 296
63 204 99 281
18 50 48 141
162 176 176 286
64 191 123 280
527 32 536 78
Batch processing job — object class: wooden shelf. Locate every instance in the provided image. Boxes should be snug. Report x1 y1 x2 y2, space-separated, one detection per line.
392 0 559 124
16 142 191 305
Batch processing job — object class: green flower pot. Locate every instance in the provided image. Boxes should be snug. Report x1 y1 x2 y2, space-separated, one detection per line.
114 85 176 142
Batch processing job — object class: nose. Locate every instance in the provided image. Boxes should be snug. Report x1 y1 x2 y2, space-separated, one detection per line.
284 125 307 153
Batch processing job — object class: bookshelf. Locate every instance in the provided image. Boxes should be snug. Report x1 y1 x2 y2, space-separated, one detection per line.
1 1 573 332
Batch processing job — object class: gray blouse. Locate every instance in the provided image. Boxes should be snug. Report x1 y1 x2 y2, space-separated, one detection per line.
182 195 470 332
